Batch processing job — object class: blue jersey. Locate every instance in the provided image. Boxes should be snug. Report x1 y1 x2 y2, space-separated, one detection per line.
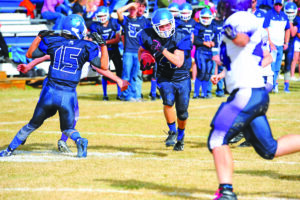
39 35 99 88
193 22 218 52
293 16 300 43
176 18 196 35
119 15 151 53
90 19 121 50
139 28 193 82
212 19 224 50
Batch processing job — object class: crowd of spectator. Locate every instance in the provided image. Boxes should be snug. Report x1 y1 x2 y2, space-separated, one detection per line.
1 0 300 97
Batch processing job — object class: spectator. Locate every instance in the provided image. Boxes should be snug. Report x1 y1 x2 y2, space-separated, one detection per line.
117 1 150 101
72 0 87 16
291 7 300 80
263 0 290 93
84 0 101 28
41 0 66 31
0 31 13 63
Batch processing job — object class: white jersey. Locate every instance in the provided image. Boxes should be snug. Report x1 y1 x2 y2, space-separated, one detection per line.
221 11 265 93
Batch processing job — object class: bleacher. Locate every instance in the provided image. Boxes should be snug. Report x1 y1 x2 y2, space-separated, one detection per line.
0 0 50 81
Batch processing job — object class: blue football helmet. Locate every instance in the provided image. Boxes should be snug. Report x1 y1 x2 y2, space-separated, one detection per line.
95 6 110 23
62 14 87 39
200 8 213 26
217 0 251 19
284 2 297 22
151 8 175 38
168 3 180 17
179 3 193 20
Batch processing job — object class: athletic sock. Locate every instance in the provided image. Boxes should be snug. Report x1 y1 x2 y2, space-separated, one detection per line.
167 122 176 133
219 184 233 191
177 128 185 141
202 80 209 97
70 131 80 142
194 78 201 97
150 79 157 97
8 136 23 150
284 82 289 91
102 77 107 97
60 133 68 142
117 85 121 97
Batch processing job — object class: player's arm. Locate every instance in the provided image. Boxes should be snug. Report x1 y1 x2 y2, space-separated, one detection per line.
162 49 184 68
224 24 249 47
117 2 138 23
26 30 54 58
18 55 50 74
106 32 121 45
211 68 225 85
91 65 129 91
284 28 290 50
261 49 273 68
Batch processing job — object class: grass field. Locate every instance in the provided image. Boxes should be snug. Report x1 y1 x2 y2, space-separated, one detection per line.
0 79 300 200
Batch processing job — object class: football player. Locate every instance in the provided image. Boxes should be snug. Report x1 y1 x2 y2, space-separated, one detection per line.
193 8 218 99
176 3 196 39
90 6 123 101
138 8 193 151
0 14 129 158
208 0 300 198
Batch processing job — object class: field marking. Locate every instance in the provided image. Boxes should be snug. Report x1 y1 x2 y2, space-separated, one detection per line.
0 151 133 162
0 150 299 166
0 187 297 200
0 129 207 138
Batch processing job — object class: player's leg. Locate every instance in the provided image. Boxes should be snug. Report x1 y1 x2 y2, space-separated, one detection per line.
275 135 300 157
158 79 177 147
202 55 214 98
216 65 225 97
193 49 203 98
208 88 268 199
272 46 283 93
58 95 79 153
59 90 87 157
0 86 57 156
283 44 293 93
173 79 191 151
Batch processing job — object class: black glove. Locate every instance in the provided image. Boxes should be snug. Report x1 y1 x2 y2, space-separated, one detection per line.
91 32 106 46
151 39 165 53
223 25 237 40
140 59 153 71
38 30 54 38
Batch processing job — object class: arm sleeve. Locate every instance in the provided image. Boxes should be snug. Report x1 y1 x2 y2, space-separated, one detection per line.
138 30 152 50
32 48 46 58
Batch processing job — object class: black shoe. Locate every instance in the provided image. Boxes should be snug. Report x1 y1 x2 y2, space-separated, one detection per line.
165 131 177 147
216 94 225 97
103 96 109 101
213 188 237 200
192 95 200 99
116 96 121 100
229 133 244 144
238 141 251 147
173 138 184 151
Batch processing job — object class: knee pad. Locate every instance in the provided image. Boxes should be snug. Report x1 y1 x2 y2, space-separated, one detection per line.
177 110 188 121
17 123 36 141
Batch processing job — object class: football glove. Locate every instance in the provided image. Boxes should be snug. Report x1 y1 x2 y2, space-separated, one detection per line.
140 59 154 71
151 39 165 53
38 30 54 38
91 32 106 46
223 25 237 40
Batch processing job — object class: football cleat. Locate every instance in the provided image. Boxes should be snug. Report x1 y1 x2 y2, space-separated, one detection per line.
229 133 244 144
0 147 14 157
58 139 72 153
213 189 237 200
173 138 184 151
103 96 109 101
76 138 88 158
165 131 177 147
238 141 251 147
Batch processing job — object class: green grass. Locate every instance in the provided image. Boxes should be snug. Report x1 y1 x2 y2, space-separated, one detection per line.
0 79 300 200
